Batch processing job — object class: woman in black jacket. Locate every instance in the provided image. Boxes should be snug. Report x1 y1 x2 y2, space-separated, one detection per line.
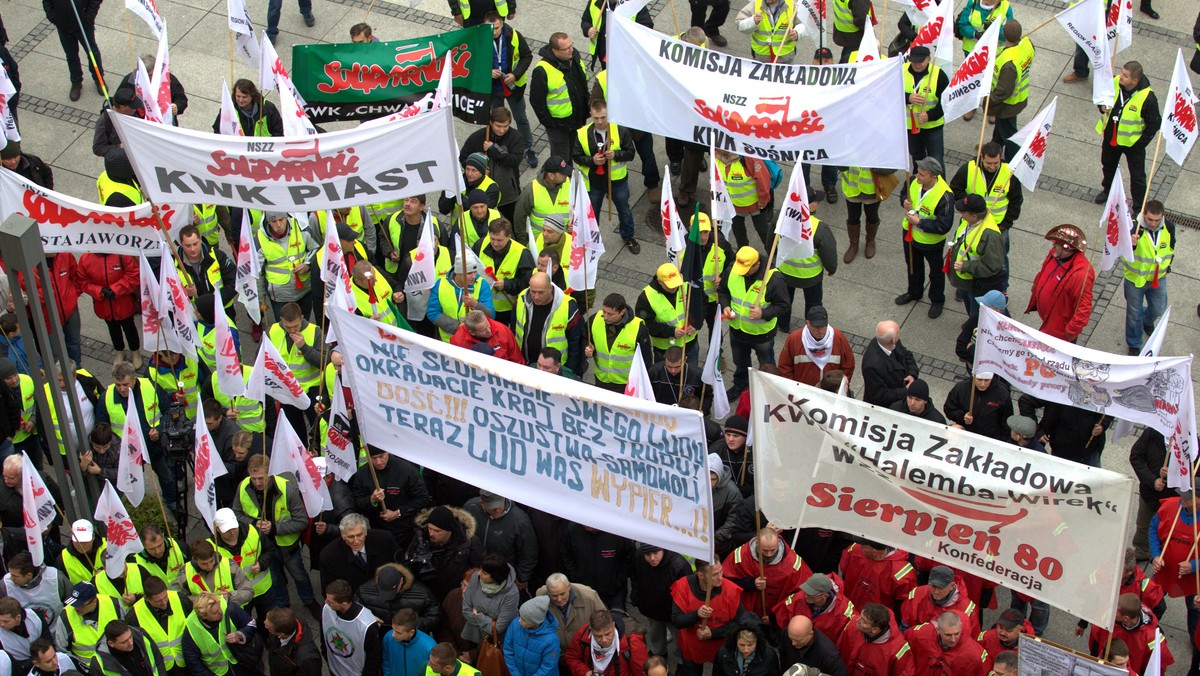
714 623 779 676
213 78 283 137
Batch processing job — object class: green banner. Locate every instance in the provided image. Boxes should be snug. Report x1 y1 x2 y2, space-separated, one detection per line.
291 25 493 124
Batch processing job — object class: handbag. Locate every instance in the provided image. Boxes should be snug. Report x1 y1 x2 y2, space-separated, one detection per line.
476 622 510 676
873 170 900 201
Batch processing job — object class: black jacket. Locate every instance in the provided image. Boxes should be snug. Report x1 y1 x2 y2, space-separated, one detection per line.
462 498 539 584
888 398 946 424
562 523 634 601
860 339 919 408
403 505 482 600
350 454 432 543
212 97 283 137
356 563 443 632
529 45 590 130
447 0 516 25
318 528 400 593
713 623 778 676
118 71 189 119
266 618 323 676
580 0 653 66
460 126 525 207
949 161 1023 229
1130 428 1174 505
176 242 236 306
648 360 710 412
777 626 847 676
1040 402 1110 462
572 122 636 187
943 379 1013 441
1103 76 1162 150
8 153 53 189
43 0 101 29
630 550 692 622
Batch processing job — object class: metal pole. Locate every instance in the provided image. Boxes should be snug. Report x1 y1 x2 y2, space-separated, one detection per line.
0 215 92 521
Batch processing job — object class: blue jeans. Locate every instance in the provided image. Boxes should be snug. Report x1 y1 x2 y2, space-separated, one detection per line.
1073 45 1090 77
908 127 945 176
804 163 839 189
59 310 82 366
266 0 312 37
1123 278 1167 349
1009 596 1050 636
589 180 635 241
270 545 316 606
493 93 533 154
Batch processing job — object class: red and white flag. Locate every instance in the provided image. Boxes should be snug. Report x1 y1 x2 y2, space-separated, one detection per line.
1099 167 1135 272
661 165 686 265
941 20 1000 123
319 211 354 303
117 398 150 506
1164 49 1199 167
234 212 261 323
158 256 199 362
323 382 357 482
709 141 736 239
701 305 730 418
405 211 438 293
21 452 55 567
139 254 163 349
1007 96 1057 190
566 169 604 293
893 0 935 26
792 0 826 41
217 78 244 136
133 59 164 124
94 480 144 579
259 33 289 95
245 338 312 409
1166 385 1199 491
0 61 18 143
855 25 880 62
125 0 165 38
212 286 244 396
193 399 228 532
624 347 654 401
1105 0 1133 54
270 416 333 517
433 51 454 110
149 32 174 126
1113 306 1171 441
1056 0 1114 106
277 72 316 136
908 0 955 70
774 163 814 262
227 0 259 68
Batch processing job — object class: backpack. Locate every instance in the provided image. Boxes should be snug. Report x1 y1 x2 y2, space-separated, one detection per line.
762 160 783 190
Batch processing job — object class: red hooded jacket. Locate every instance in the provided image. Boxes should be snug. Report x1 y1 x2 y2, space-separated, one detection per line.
76 253 140 321
1025 251 1095 341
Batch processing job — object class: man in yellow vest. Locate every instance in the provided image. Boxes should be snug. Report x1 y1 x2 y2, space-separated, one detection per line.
457 190 504 249
947 194 1005 316
63 520 107 586
1121 200 1175 353
736 0 801 63
954 0 1012 56
428 254 496 342
211 508 275 624
60 582 121 671
350 260 406 328
1095 61 1161 208
93 620 168 676
676 213 734 337
191 203 230 249
474 218 534 326
0 359 37 464
314 206 377 263
529 33 590 161
903 46 948 178
439 154 501 216
134 525 188 585
97 151 143 208
180 592 260 676
94 362 171 506
533 213 573 279
949 141 1022 291
452 0 514 27
513 157 572 244
719 247 789 399
988 21 1034 160
124 577 188 674
257 212 319 322
268 302 324 432
585 293 652 393
233 455 319 618
574 99 640 254
896 157 954 318
147 349 200 421
171 540 253 609
486 13 537 168
514 271 585 372
712 148 773 249
776 199 839 335
832 0 873 62
177 225 237 320
636 263 699 365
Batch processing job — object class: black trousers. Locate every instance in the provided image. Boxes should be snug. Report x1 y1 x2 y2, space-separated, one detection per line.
1100 140 1147 208
904 242 947 304
689 0 730 34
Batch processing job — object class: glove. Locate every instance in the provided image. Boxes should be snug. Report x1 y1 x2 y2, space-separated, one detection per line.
101 287 116 299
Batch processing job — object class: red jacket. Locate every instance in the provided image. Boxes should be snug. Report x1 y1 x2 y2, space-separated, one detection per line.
842 623 915 676
670 576 743 664
450 319 524 364
777 327 856 386
1025 251 1094 341
1089 610 1173 674
16 253 81 327
904 621 987 676
722 539 812 618
977 620 1032 674
1152 498 1198 598
1121 566 1165 611
76 253 140 321
840 545 917 612
774 574 857 652
900 581 979 636
564 623 648 676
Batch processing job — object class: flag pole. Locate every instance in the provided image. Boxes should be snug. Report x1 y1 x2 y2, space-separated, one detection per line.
754 234 780 307
975 96 992 167
668 0 681 35
606 137 614 220
1135 131 1164 236
229 32 236 85
363 0 377 22
67 0 110 102
154 475 174 541
1023 13 1063 38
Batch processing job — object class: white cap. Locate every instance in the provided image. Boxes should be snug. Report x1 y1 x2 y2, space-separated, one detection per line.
213 508 239 532
974 371 995 380
72 520 94 542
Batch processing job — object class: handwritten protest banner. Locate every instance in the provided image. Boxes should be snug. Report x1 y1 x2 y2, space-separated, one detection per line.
332 309 715 561
750 371 1136 627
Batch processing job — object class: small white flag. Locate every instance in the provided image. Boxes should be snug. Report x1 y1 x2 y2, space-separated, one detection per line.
1056 0 1115 106
1163 49 1199 167
624 347 654 401
259 32 285 93
227 0 255 35
133 59 164 124
117 398 150 506
1143 628 1164 676
856 25 880 62
276 72 316 136
709 144 736 239
526 219 540 261
774 163 814 262
942 20 1001 123
149 31 174 126
158 256 199 362
433 48 454 110
1007 97 1058 190
245 337 312 409
566 169 603 293
213 286 245 396
140 254 164 349
235 213 261 324
319 211 354 303
0 61 18 143
406 212 438 293
270 416 333 517
908 0 955 71
22 452 56 567
1100 167 1135 272
661 165 686 265
193 399 228 532
323 381 357 482
1106 0 1132 53
125 0 165 38
218 79 244 136
701 305 730 418
1112 306 1171 441
94 480 144 579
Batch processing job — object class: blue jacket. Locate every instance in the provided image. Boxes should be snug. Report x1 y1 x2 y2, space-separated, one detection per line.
502 612 560 676
382 628 437 676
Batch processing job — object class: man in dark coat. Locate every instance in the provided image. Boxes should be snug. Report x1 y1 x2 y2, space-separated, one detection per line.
860 320 918 408
778 616 848 676
1130 428 1173 561
356 563 443 632
318 513 400 593
264 608 323 676
43 0 104 101
403 505 482 601
0 142 52 189
350 446 432 549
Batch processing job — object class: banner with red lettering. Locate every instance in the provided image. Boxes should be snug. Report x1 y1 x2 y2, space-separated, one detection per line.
1164 49 1199 167
749 371 1137 628
607 15 909 169
0 170 188 256
110 106 461 211
290 26 493 124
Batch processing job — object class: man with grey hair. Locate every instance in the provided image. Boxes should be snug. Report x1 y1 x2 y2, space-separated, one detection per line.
860 320 918 408
895 157 953 318
319 511 400 593
536 573 607 651
904 610 986 674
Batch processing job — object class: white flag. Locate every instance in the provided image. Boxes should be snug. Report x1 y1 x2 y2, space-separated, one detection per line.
158 256 199 362
94 480 144 579
624 347 654 401
245 338 312 409
908 0 955 71
125 0 165 38
614 0 653 18
234 213 261 324
701 305 730 418
661 165 686 265
709 143 736 239
140 254 164 349
21 452 55 567
218 79 244 136
270 416 333 517
1164 49 1199 167
133 59 164 124
1007 97 1057 190
566 169 603 292
526 219 540 261
149 31 174 126
774 163 814 262
433 50 454 110
319 211 353 303
405 212 438 293
792 0 825 40
0 61 18 143
276 73 317 136
941 20 1001 123
1056 0 1115 106
1167 385 1199 491
227 0 254 34
1099 167 1135 272
1106 0 1132 53
117 398 150 506
193 399 228 532
259 32 284 92
453 234 497 286
213 286 245 396
1112 306 1171 441
1143 629 1164 676
856 25 880 62
323 381 358 482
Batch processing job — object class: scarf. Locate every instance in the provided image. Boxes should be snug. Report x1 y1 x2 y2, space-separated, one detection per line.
801 326 834 372
480 580 504 595
590 628 619 673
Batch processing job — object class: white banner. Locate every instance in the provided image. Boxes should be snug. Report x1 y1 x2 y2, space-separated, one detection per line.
607 16 909 169
1056 0 1115 106
749 371 1137 627
1017 634 1128 676
1164 49 1199 167
1008 97 1057 191
942 20 1000 124
1099 167 1135 272
22 452 55 567
0 171 187 256
973 308 1197 484
1112 307 1170 441
117 398 150 506
234 213 262 324
333 309 715 560
94 480 144 579
110 107 462 211
0 58 18 143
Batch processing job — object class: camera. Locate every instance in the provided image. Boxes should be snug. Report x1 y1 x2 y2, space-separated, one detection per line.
162 400 192 459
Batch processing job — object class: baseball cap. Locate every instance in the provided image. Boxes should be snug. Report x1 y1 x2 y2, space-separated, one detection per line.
927 565 954 588
799 573 833 595
975 290 1007 311
955 194 988 214
915 157 942 175
112 86 142 109
542 156 569 176
65 582 98 607
214 508 239 533
806 305 828 328
996 608 1025 630
72 520 94 543
656 263 682 290
376 566 405 602
813 47 833 61
696 212 712 232
731 247 760 276
909 45 931 59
